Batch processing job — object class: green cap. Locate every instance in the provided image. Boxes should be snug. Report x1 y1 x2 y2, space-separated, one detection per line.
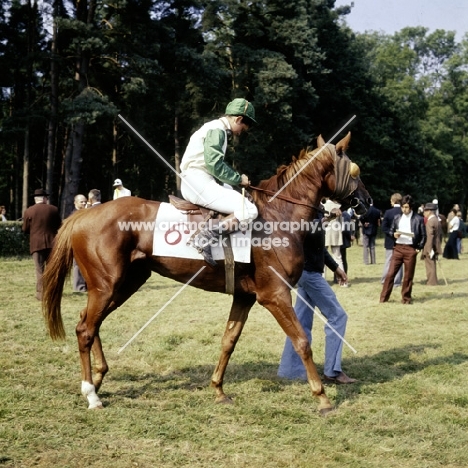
225 98 257 124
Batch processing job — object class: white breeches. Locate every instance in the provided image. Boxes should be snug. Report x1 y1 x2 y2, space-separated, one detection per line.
181 169 258 223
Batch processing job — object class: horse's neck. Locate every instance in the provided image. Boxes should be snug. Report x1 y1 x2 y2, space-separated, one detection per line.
254 179 323 224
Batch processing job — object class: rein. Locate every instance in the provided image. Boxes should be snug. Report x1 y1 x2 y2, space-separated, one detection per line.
248 185 324 212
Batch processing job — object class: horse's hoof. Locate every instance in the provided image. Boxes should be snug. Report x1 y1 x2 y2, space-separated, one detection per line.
319 407 335 417
88 402 104 410
215 395 234 405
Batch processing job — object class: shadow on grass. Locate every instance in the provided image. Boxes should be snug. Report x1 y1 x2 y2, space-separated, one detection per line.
348 276 382 285
101 344 468 408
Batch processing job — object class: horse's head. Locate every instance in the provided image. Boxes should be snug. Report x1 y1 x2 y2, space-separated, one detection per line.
317 132 372 216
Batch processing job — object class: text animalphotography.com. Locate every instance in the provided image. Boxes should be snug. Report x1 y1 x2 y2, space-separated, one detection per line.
118 217 355 251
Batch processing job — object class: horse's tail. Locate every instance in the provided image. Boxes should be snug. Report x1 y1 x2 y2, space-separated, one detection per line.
42 215 77 340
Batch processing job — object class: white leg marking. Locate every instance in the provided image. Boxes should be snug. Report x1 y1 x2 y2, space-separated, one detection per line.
81 381 103 409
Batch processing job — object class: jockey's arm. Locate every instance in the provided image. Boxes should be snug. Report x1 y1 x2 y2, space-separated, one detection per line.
204 129 242 186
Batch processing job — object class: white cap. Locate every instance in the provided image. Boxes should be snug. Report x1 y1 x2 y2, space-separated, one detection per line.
113 178 123 187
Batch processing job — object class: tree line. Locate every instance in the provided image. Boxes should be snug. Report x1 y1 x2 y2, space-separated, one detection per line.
1 0 467 220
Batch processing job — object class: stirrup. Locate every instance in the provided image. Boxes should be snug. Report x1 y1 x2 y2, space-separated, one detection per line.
190 230 218 267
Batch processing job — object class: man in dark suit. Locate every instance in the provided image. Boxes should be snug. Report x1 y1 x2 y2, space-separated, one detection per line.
381 193 403 286
22 188 61 300
359 203 381 264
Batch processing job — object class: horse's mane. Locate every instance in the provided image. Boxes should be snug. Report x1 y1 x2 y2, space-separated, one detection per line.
253 144 336 210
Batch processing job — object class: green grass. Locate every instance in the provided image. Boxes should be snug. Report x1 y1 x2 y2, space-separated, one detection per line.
1 240 468 467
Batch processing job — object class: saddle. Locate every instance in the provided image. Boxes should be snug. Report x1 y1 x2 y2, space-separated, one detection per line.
168 195 236 295
168 195 219 220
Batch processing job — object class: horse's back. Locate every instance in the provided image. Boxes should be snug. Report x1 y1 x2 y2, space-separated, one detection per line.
70 197 161 257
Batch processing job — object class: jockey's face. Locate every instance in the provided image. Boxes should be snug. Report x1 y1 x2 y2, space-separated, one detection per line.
231 116 250 136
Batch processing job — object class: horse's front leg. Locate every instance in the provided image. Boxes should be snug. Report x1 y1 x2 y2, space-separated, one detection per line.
257 287 333 416
211 293 256 404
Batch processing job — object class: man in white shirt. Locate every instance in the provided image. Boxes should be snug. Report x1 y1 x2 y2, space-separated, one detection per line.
113 179 131 199
380 194 426 304
381 193 403 286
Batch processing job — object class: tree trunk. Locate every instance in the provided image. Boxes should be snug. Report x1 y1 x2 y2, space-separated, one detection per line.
60 0 94 216
174 113 181 195
112 119 118 179
22 127 30 215
46 1 59 204
61 123 85 217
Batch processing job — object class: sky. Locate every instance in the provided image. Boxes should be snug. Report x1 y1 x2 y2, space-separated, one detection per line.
334 0 468 41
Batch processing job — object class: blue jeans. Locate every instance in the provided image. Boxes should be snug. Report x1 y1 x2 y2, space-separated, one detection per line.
277 270 348 380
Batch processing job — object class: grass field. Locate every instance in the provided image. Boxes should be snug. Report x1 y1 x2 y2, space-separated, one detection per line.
1 239 468 467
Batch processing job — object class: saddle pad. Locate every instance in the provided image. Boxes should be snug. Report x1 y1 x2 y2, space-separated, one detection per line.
152 202 251 263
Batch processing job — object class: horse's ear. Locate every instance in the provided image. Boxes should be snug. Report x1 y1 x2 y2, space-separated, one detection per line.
336 132 351 154
297 148 308 160
317 135 326 148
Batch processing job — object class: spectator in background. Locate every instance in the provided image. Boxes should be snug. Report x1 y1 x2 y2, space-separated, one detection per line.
421 203 442 285
447 204 460 224
22 188 61 300
433 199 447 244
359 203 381 265
88 189 102 207
71 194 88 292
443 208 460 260
339 208 355 285
323 200 344 282
380 194 426 305
0 206 7 221
456 211 465 254
381 193 403 287
113 179 131 199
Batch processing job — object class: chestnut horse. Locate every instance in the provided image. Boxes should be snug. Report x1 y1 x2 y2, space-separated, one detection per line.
43 132 372 414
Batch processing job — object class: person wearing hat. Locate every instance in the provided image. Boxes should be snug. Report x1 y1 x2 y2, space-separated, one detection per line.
22 188 62 300
113 179 131 199
421 202 442 285
179 98 258 266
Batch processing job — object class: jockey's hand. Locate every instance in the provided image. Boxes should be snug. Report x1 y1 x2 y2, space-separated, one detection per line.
240 174 250 187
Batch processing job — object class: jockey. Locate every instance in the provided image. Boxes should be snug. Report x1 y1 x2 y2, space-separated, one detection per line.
180 98 259 266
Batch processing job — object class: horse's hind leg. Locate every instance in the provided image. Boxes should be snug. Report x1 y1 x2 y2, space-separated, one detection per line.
90 334 107 392
78 260 152 409
211 293 256 404
77 297 109 409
